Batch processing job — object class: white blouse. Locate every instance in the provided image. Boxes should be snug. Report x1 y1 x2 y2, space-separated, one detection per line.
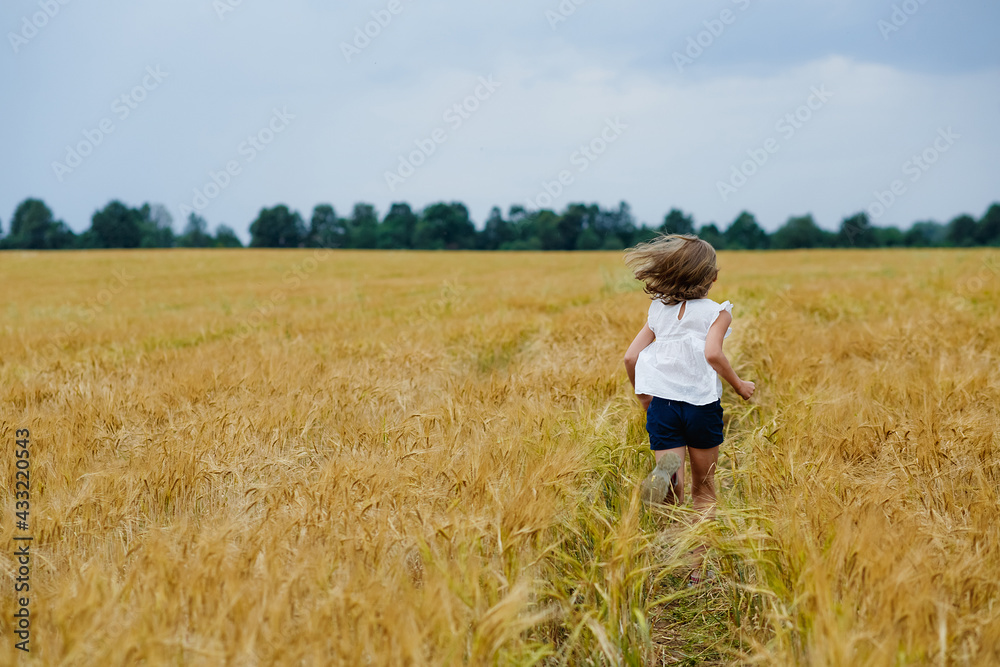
634 298 733 406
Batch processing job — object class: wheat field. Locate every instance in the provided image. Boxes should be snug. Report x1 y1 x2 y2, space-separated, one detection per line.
0 248 998 665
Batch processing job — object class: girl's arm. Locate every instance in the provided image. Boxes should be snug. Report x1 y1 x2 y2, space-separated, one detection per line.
704 311 755 400
624 324 656 410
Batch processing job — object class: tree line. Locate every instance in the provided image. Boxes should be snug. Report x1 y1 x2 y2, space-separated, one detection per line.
2 197 998 251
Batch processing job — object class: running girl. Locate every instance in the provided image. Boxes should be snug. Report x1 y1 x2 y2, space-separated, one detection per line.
622 234 755 546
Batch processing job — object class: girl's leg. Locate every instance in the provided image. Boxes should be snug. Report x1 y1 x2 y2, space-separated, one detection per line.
686 445 719 584
654 447 686 504
686 445 719 515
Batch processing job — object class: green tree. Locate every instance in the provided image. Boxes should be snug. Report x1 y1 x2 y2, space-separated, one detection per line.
73 229 102 249
502 205 541 250
413 206 446 250
3 198 76 249
178 213 213 247
249 205 306 248
903 221 945 247
873 226 905 247
724 211 769 250
975 203 1000 246
630 226 659 246
135 204 175 248
575 227 602 250
307 204 346 249
346 203 379 249
414 202 475 250
213 225 243 248
555 203 597 250
697 223 725 250
377 203 417 249
507 238 543 250
903 220 936 248
660 208 695 235
600 235 625 250
534 209 565 250
91 200 142 248
594 202 636 248
945 214 977 247
836 212 877 248
479 206 515 250
771 214 831 249
508 205 528 223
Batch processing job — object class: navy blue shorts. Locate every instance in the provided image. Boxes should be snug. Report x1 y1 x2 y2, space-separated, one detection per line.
646 397 724 451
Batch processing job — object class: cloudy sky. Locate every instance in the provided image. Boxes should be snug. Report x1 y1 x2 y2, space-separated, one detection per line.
3 0 999 242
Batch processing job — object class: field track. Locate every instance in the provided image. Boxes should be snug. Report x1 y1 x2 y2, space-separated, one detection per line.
1 249 998 665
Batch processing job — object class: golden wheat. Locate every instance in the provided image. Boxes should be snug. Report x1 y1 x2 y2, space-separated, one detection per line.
0 248 997 665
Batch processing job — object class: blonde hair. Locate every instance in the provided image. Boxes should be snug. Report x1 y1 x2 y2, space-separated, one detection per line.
624 234 719 305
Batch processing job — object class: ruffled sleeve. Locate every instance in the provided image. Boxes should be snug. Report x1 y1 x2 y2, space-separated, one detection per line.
647 299 662 336
712 300 733 339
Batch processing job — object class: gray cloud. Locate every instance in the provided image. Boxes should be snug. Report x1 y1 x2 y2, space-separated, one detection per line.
2 0 998 241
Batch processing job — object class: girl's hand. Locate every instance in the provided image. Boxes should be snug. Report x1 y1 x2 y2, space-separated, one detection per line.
736 380 755 400
638 394 652 411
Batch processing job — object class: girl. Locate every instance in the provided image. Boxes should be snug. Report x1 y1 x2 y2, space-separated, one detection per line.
622 234 755 580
